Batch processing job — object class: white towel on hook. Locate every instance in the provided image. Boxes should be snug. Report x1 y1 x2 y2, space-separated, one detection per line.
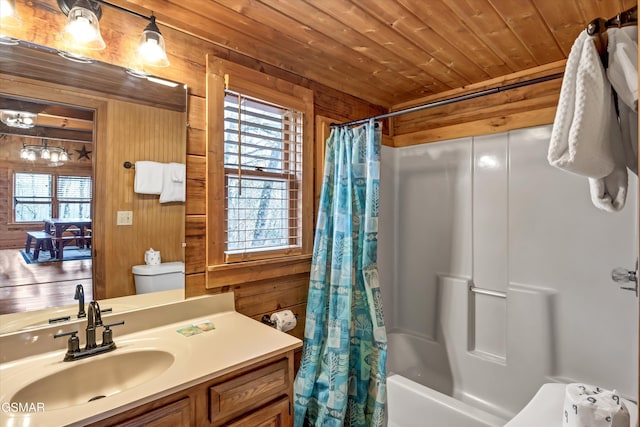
134 161 164 194
607 27 638 112
547 30 616 179
160 162 186 203
588 106 628 212
607 26 638 175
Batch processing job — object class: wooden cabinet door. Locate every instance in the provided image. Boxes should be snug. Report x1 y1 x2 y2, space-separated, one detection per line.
225 397 290 427
112 398 191 427
210 358 289 425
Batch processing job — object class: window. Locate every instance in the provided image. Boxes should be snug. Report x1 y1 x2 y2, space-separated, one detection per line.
207 58 314 286
224 93 303 258
13 172 92 222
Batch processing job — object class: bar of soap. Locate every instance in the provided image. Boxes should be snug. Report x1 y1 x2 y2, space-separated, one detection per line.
176 325 203 337
193 320 215 331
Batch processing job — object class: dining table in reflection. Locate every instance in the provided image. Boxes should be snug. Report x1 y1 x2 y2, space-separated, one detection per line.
44 218 92 260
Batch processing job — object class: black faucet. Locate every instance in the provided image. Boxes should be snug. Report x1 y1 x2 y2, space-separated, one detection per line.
54 300 124 362
74 284 86 318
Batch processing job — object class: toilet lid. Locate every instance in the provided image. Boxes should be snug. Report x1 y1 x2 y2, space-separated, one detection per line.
505 383 638 427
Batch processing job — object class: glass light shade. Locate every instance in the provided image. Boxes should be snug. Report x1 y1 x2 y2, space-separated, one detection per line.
50 151 60 163
0 0 22 28
0 110 37 128
60 150 69 161
40 147 50 160
137 17 169 67
64 5 105 50
20 146 29 159
27 150 36 161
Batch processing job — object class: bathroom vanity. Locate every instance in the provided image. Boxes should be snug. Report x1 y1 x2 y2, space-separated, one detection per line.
0 293 301 426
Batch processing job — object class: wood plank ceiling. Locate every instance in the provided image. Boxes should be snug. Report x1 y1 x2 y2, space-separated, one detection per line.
115 0 636 107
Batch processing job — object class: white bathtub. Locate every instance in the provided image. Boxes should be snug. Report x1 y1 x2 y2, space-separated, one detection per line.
387 332 507 427
387 375 505 427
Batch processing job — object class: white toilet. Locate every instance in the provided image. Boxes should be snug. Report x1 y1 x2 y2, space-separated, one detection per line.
506 383 638 427
132 261 185 294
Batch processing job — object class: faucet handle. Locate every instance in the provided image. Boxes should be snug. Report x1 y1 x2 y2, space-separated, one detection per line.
54 330 80 355
101 321 125 346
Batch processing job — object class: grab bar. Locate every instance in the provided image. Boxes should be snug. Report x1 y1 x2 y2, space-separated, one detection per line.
469 286 506 299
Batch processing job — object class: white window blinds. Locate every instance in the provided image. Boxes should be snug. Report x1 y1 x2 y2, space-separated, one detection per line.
14 172 52 222
223 91 304 257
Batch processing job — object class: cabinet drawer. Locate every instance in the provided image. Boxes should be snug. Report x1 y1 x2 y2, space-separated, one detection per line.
225 397 290 427
113 398 190 427
209 359 289 424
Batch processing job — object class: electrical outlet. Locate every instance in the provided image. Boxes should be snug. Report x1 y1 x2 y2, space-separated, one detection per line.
116 211 133 225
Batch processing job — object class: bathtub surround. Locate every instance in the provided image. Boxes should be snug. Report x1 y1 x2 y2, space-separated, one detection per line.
380 124 638 419
294 121 387 427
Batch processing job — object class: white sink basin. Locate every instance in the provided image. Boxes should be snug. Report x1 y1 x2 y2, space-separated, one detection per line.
10 350 174 411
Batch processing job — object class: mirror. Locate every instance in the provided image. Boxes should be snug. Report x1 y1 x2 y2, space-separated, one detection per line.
0 40 187 333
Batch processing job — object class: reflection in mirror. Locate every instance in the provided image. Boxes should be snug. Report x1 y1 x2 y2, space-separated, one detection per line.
0 93 95 311
0 40 187 334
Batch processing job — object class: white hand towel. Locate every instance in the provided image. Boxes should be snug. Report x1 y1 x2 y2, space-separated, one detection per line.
588 91 628 212
134 161 164 195
607 27 638 112
607 27 638 174
160 162 186 203
563 383 630 427
616 100 638 174
548 30 616 179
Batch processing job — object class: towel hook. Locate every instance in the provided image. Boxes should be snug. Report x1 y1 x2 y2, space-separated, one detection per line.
123 161 135 169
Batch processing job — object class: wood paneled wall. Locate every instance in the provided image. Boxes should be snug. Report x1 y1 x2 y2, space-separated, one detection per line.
391 61 566 146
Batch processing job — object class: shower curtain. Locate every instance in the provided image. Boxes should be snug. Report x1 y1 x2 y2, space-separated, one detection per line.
293 120 387 427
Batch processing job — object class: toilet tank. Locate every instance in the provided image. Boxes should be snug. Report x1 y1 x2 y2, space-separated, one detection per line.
132 261 185 294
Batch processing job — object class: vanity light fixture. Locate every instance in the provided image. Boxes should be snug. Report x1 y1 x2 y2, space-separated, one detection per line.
0 110 37 129
58 0 171 67
137 15 170 67
0 0 22 29
58 0 106 50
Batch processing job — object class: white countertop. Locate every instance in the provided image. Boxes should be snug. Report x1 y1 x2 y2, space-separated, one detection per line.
0 294 302 426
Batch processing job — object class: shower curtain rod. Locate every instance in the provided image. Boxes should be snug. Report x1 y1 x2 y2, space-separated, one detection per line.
331 72 565 128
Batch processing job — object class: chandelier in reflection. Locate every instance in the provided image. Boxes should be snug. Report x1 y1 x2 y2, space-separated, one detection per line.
20 140 70 166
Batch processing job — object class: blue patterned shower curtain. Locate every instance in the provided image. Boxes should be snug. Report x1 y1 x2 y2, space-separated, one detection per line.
293 120 387 427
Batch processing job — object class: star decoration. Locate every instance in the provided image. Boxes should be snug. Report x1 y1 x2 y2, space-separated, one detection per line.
75 145 92 161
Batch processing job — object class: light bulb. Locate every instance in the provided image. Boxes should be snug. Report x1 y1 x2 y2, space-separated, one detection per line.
64 5 105 50
0 0 22 28
27 150 36 161
60 150 69 161
137 16 169 67
41 147 50 159
20 146 29 159
50 151 60 163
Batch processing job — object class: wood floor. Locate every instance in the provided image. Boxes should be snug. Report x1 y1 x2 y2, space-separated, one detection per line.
0 249 93 315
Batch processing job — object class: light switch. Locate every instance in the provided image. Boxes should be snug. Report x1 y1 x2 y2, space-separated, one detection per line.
116 211 133 225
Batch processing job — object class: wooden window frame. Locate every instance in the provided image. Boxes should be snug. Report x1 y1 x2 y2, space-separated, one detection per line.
10 170 92 224
206 57 314 288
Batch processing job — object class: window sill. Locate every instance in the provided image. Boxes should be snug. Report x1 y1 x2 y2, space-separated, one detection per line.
206 254 312 288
